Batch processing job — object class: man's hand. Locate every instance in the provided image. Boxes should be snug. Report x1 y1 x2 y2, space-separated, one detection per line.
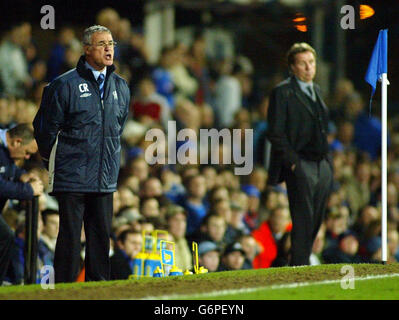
291 164 296 172
29 179 44 196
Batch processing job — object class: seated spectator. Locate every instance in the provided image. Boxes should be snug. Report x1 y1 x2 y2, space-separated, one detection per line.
175 174 208 236
113 207 143 234
228 201 250 241
388 228 399 263
118 187 139 211
238 234 260 269
152 47 176 109
322 230 362 264
343 160 372 221
210 199 232 227
46 26 77 81
350 205 380 243
208 185 230 204
125 156 149 183
169 42 198 101
141 216 166 233
200 166 218 192
39 209 59 265
324 206 350 250
214 60 242 128
248 167 268 194
194 214 228 251
252 206 292 268
140 177 171 210
140 197 160 219
0 22 32 98
198 241 221 272
363 236 382 263
241 184 261 231
131 77 171 129
218 242 246 271
110 229 142 280
6 215 46 284
165 204 192 271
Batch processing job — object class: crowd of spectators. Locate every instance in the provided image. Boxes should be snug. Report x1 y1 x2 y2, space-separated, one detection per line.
1 7 398 285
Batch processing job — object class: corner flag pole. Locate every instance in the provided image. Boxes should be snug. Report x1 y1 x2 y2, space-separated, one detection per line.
365 29 388 264
381 72 388 263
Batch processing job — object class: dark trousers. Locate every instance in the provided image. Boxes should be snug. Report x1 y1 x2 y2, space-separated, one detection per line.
285 158 333 266
54 192 113 283
0 215 14 284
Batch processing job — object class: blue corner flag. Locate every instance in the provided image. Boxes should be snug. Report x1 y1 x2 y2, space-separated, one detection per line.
365 29 388 111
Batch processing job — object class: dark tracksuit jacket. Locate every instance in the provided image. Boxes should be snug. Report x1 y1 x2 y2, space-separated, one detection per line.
0 138 34 283
33 55 130 194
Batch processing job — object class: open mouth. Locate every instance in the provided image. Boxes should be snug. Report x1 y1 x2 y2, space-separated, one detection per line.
105 53 112 60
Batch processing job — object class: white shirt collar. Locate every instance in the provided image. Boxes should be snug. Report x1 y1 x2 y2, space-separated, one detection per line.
296 77 313 89
0 129 8 148
85 61 107 81
295 77 316 100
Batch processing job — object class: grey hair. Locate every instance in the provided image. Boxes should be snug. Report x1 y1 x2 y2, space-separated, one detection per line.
82 25 111 45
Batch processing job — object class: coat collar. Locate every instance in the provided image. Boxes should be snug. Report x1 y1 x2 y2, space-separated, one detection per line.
76 55 115 82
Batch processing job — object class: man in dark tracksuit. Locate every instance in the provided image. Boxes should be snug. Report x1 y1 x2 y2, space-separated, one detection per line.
266 43 333 266
33 25 130 283
0 124 43 284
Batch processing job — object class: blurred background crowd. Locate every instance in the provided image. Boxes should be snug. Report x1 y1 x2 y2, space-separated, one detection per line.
1 0 398 284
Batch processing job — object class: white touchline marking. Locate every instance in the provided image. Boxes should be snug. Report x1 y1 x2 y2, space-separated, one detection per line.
133 273 399 300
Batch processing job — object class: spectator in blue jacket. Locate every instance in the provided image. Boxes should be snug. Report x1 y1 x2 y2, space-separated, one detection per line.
0 124 43 285
33 25 130 283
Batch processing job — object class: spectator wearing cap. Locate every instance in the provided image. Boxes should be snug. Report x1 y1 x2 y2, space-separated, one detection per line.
198 241 221 272
322 230 362 264
110 229 142 280
165 205 193 271
218 242 246 271
241 184 261 231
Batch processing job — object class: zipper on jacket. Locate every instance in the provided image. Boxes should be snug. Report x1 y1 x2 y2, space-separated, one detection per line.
98 98 105 192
